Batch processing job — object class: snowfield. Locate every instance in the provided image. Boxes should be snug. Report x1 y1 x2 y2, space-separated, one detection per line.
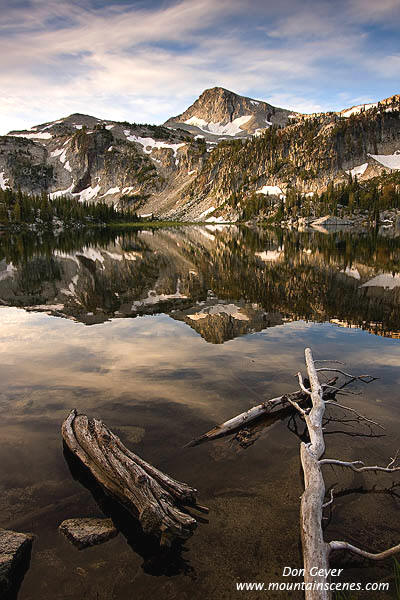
341 103 377 118
8 131 52 140
199 206 215 219
342 267 361 280
256 185 285 198
184 115 252 136
0 262 16 282
255 250 283 262
361 273 400 289
49 185 74 200
367 153 400 170
346 163 368 177
102 187 120 196
206 216 229 224
123 131 185 156
78 185 101 202
51 147 68 164
49 184 101 202
0 172 10 190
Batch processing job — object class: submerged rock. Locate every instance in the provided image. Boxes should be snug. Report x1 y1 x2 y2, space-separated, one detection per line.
59 518 118 549
0 529 34 597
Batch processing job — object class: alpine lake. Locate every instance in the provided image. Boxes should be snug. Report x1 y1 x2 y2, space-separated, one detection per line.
0 224 399 600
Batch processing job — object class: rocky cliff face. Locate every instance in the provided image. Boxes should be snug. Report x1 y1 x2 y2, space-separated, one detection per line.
165 86 294 139
165 93 400 221
1 89 400 222
1 113 204 214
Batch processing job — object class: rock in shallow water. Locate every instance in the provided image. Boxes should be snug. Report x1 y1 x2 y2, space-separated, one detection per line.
59 518 118 549
0 528 34 597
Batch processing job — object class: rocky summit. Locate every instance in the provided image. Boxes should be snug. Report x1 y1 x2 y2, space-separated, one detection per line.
1 88 400 223
164 86 294 139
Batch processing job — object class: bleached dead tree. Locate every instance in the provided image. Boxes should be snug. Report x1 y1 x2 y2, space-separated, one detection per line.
186 349 399 598
186 377 338 447
291 348 400 600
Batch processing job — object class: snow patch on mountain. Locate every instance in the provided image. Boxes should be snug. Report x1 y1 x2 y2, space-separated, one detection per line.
0 172 10 190
206 216 229 224
199 206 215 219
368 153 400 170
49 183 101 202
341 103 378 118
51 148 68 164
346 163 368 177
9 131 52 140
256 185 285 198
342 266 361 279
49 185 74 199
184 115 252 136
79 185 101 202
361 273 400 289
0 262 16 282
123 131 185 156
255 250 283 262
102 186 120 196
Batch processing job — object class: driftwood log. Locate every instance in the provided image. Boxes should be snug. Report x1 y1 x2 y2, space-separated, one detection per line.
292 348 400 600
62 409 207 546
186 378 338 447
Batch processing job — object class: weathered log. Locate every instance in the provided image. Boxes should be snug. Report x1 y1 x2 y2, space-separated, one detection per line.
62 409 206 546
293 348 400 600
186 378 337 447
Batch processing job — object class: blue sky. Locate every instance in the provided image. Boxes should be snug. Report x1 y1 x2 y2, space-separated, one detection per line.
1 0 400 133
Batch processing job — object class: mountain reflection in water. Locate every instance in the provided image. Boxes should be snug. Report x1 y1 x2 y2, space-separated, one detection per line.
1 225 400 600
1 225 399 341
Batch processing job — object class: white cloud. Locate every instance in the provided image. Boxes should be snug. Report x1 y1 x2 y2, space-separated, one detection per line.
0 0 399 133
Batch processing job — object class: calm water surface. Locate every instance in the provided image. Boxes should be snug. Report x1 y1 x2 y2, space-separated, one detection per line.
0 226 399 599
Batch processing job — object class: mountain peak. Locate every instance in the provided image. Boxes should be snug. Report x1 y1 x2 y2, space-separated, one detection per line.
165 87 295 138
199 86 237 97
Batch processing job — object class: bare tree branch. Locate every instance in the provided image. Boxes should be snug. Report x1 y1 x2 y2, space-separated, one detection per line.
324 401 385 430
323 385 362 396
322 488 334 509
316 368 377 383
387 449 400 469
286 393 308 417
185 378 337 447
329 540 400 560
293 348 398 600
319 458 400 473
297 371 312 396
314 360 344 365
